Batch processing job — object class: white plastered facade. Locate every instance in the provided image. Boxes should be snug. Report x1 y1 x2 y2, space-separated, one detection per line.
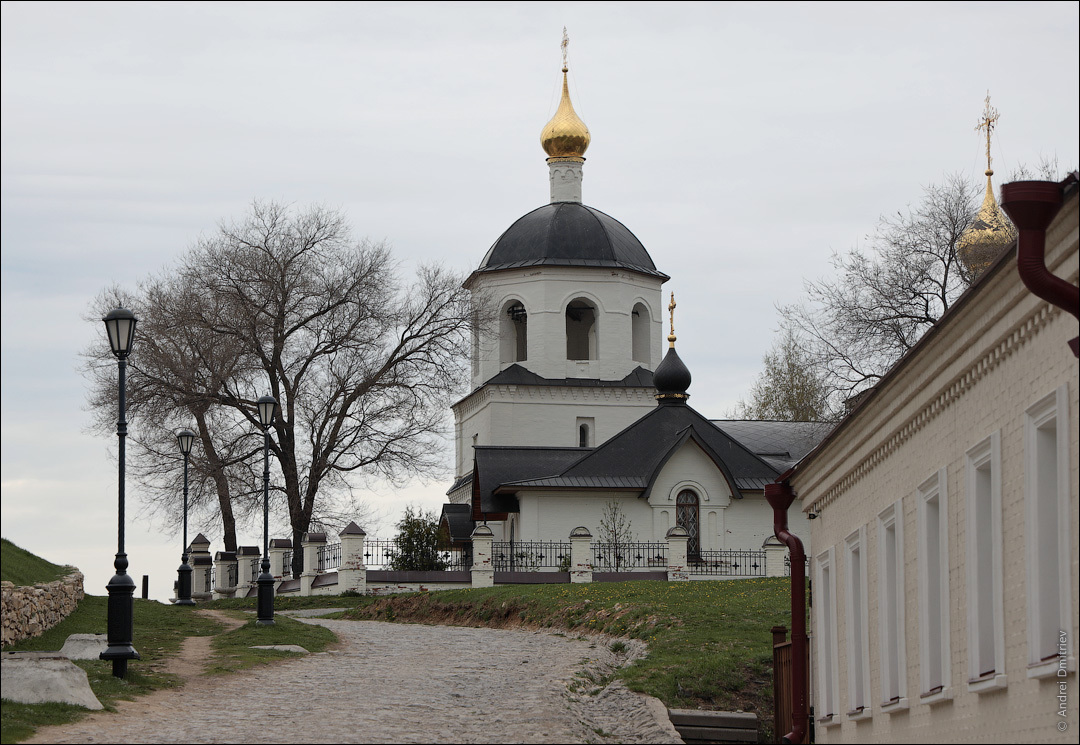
792 190 1079 742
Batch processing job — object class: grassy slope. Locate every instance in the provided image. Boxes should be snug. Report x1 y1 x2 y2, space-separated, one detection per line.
0 539 70 586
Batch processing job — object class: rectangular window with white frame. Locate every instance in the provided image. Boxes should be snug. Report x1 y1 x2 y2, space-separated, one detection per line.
917 467 952 702
878 499 908 710
845 526 871 718
1024 385 1075 678
965 432 1006 692
815 547 840 723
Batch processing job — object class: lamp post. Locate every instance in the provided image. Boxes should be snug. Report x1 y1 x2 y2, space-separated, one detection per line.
175 429 196 606
100 307 141 678
256 395 277 625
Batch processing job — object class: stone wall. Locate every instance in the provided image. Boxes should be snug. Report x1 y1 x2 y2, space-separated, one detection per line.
1 569 84 647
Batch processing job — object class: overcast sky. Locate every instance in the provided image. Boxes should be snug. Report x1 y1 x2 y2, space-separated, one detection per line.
2 1 1078 602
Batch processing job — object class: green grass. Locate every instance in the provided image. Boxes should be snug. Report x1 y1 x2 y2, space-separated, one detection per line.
0 539 70 586
205 615 338 675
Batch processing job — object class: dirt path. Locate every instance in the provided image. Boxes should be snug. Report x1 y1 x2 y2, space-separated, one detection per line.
25 615 681 744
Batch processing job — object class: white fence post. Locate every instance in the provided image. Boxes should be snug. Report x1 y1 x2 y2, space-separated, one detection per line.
337 521 367 595
470 525 494 588
569 527 593 584
236 546 259 594
189 534 213 600
268 538 292 583
666 526 689 581
762 536 787 578
301 532 326 597
213 550 238 598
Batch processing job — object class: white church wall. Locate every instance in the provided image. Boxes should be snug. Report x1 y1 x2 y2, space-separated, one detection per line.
470 267 663 387
453 386 656 476
519 491 651 543
648 440 734 551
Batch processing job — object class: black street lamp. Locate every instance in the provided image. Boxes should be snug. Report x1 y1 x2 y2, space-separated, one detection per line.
256 395 277 625
175 429 196 606
100 307 141 678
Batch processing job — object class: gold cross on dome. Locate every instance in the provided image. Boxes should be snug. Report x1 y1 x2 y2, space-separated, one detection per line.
561 27 569 70
668 292 677 347
975 92 1000 173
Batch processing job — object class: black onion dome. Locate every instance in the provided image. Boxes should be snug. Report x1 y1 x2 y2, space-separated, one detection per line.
653 346 691 401
474 203 668 279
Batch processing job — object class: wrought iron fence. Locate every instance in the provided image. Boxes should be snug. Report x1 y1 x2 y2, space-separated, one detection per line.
282 550 292 578
222 562 237 588
492 541 571 571
784 553 791 577
206 567 214 592
362 538 471 571
250 557 259 579
318 543 341 572
590 542 668 571
687 549 766 577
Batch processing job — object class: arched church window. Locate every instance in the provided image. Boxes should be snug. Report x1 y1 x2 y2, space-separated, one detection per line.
578 423 589 448
566 298 597 360
500 301 528 364
676 489 701 559
631 303 650 364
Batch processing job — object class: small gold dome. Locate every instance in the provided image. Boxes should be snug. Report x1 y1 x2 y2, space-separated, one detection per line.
541 68 590 160
958 169 1017 279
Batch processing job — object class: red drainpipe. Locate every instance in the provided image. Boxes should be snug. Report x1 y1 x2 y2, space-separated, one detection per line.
764 481 808 744
1000 178 1080 358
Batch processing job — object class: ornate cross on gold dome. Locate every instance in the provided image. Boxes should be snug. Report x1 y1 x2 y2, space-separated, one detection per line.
976 92 1000 176
668 292 677 347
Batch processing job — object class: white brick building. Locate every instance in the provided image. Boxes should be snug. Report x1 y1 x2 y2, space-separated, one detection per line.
787 175 1078 742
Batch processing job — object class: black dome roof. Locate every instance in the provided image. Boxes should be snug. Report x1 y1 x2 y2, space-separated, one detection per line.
475 203 667 279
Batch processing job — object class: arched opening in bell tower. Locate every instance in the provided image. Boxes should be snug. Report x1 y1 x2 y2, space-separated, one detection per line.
632 302 650 364
565 298 597 360
500 300 528 364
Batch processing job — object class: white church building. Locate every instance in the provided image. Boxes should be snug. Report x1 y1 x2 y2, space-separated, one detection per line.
439 60 823 561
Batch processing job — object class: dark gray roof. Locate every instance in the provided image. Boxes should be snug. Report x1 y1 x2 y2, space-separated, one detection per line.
709 420 834 471
446 472 473 496
473 203 668 280
502 402 781 494
439 503 475 543
473 446 586 515
483 364 655 389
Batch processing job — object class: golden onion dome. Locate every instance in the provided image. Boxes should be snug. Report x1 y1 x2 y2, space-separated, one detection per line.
540 67 590 160
957 169 1017 279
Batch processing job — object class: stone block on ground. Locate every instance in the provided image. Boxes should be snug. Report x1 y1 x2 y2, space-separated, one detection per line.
1 651 103 710
59 633 109 660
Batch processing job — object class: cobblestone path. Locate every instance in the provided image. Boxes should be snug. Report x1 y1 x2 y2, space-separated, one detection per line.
25 618 682 744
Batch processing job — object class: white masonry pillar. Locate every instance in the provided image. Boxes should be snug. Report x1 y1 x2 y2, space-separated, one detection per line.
470 525 495 588
569 526 593 584
666 526 689 582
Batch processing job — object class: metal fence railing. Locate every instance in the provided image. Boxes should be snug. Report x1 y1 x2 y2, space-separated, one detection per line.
362 538 471 571
590 542 668 572
250 557 259 579
688 549 766 577
318 543 341 572
492 541 571 572
282 550 292 578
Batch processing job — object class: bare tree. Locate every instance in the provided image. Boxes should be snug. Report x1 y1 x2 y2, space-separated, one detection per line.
734 326 832 421
84 201 479 572
779 173 981 404
595 499 636 571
